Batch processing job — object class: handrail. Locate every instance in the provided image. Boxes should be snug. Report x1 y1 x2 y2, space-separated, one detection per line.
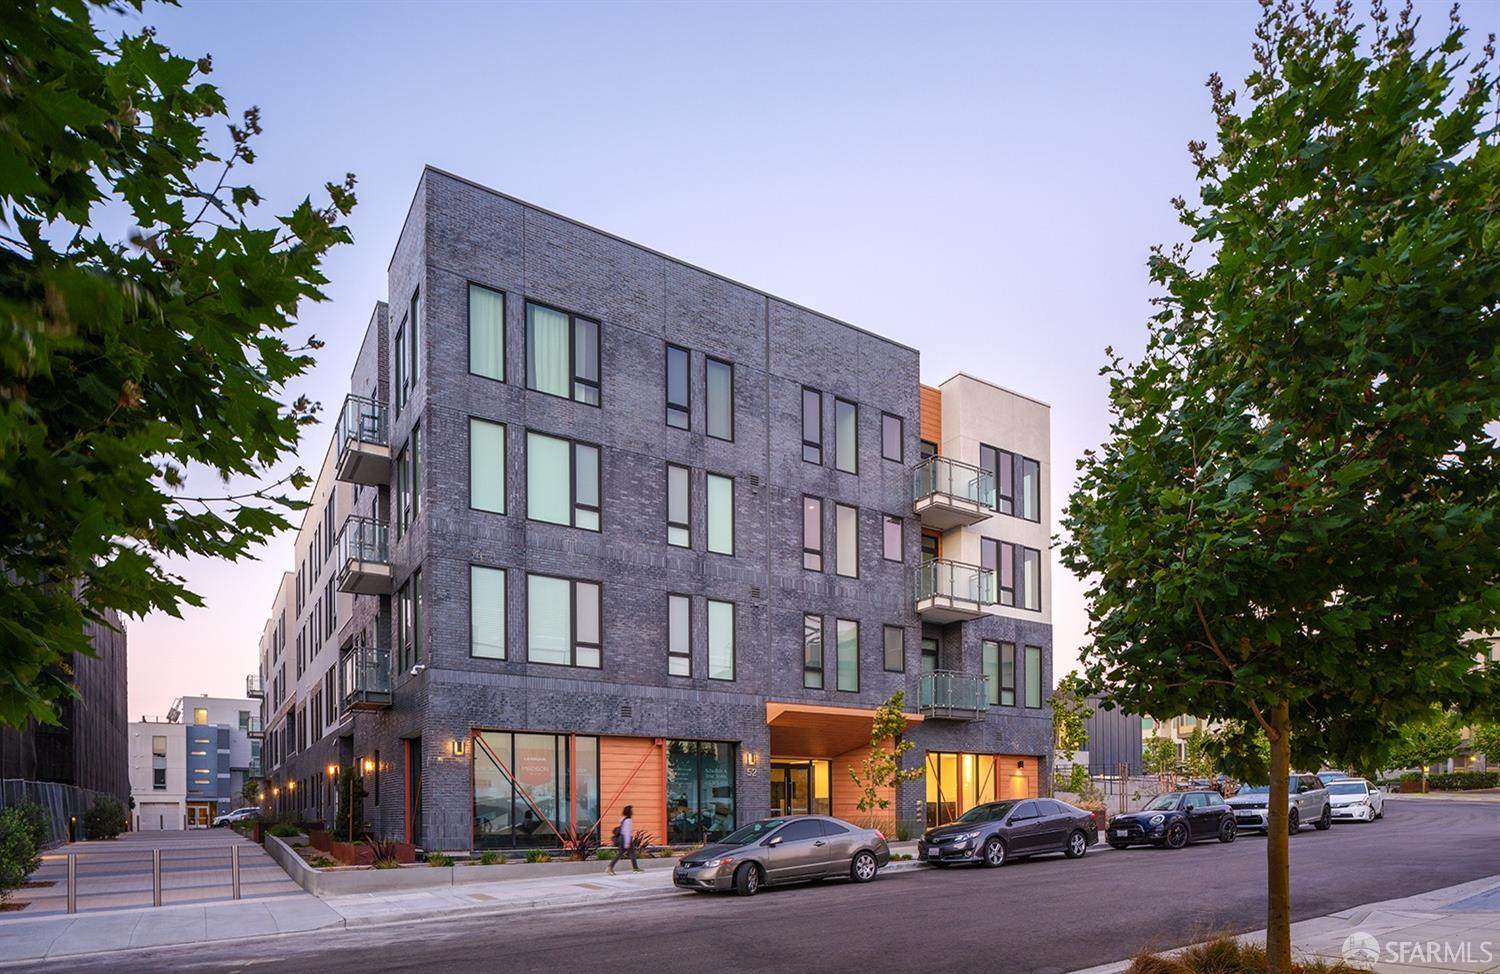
914 558 997 605
913 456 995 508
919 670 990 716
337 516 389 566
341 640 391 700
337 394 388 449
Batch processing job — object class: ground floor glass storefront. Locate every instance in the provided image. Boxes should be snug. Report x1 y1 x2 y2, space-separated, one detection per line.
473 731 600 849
769 760 831 817
666 740 735 846
925 751 1000 828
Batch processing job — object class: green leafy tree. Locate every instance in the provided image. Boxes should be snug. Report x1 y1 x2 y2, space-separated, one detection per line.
1390 708 1464 792
0 807 42 901
1183 726 1218 779
1052 672 1095 794
1471 723 1500 766
332 767 367 841
849 691 923 828
1203 721 1273 785
0 0 355 727
1060 4 1500 969
1142 736 1179 778
82 796 126 840
240 777 260 806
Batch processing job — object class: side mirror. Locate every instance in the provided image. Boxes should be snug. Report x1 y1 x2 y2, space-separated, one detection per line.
766 835 783 847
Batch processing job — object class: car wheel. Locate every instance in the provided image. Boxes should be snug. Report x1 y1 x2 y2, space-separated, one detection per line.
734 863 762 897
1219 819 1237 843
981 836 1007 867
1065 830 1088 859
1314 805 1332 831
1287 808 1300 835
850 851 878 883
1164 822 1189 849
1375 805 1383 820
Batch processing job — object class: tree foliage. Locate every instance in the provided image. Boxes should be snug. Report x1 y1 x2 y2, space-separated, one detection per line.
1142 736 1179 777
0 0 355 726
1203 720 1274 784
1390 707 1464 789
850 691 923 824
1051 671 1093 761
1060 2 1499 969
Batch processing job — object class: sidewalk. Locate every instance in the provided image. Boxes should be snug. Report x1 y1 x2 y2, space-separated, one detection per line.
1069 874 1500 973
1387 790 1500 803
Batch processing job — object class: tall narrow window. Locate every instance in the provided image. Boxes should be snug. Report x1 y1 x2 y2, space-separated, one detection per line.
398 570 423 670
803 615 823 689
526 432 599 531
707 474 734 555
1018 457 1040 521
469 284 505 381
527 575 601 668
393 320 407 415
527 301 600 405
470 566 505 659
1001 641 1017 705
881 413 903 462
801 387 822 464
667 464 691 547
836 619 859 692
573 315 600 405
469 418 506 514
983 640 1001 705
882 515 902 562
706 358 733 441
920 637 939 673
396 441 411 537
408 425 422 528
409 289 421 384
802 496 822 571
834 398 857 473
708 600 735 681
883 626 904 672
668 594 691 676
1024 645 1042 707
665 344 690 429
835 504 858 578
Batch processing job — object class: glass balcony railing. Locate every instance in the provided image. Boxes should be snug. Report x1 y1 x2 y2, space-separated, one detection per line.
342 640 392 709
918 670 990 720
334 394 391 484
914 559 996 605
245 715 264 736
913 456 995 509
338 516 389 566
245 674 264 698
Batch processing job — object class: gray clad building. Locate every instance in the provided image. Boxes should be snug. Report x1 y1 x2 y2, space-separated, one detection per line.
259 168 1055 851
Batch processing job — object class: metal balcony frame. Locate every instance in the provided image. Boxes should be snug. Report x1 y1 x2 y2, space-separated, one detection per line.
334 394 392 484
919 670 991 721
245 674 264 699
336 515 392 594
914 558 996 621
912 456 995 529
341 639 392 710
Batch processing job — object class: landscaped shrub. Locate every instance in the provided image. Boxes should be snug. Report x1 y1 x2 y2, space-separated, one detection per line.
1428 771 1499 790
82 797 126 840
13 803 49 849
426 852 452 867
1126 936 1362 973
595 848 617 860
308 855 338 869
268 823 303 838
525 849 551 863
478 851 500 865
0 808 42 902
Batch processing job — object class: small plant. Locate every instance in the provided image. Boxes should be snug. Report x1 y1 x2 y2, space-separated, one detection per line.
653 848 676 859
631 830 657 855
366 835 402 868
82 797 126 840
478 850 501 865
268 823 303 838
372 858 401 870
1125 936 1363 974
890 853 913 861
426 851 452 867
595 848 618 860
0 808 42 902
308 855 338 869
895 824 911 842
525 848 551 864
568 829 601 862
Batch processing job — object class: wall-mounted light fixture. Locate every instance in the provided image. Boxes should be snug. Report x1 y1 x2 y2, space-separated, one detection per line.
326 763 338 778
1017 759 1026 769
742 750 759 770
272 786 280 797
452 738 467 757
362 757 375 774
287 780 296 792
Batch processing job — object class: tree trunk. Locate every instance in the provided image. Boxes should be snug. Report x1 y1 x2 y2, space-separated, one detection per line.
1265 698 1293 974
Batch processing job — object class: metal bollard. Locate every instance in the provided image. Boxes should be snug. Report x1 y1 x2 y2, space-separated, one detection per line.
66 854 76 914
231 845 241 900
152 848 161 907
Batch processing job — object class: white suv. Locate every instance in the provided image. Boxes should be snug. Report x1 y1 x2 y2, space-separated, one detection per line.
211 807 260 828
1226 773 1332 834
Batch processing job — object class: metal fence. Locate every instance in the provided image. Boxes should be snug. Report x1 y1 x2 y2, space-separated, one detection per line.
0 779 120 847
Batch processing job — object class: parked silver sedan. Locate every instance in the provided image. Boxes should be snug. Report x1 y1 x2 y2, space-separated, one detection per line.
673 815 890 896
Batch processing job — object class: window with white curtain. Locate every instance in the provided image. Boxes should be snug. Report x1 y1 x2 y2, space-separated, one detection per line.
469 418 505 514
668 594 690 676
707 473 734 555
526 301 600 405
835 398 857 473
706 358 733 441
527 432 599 531
469 284 505 381
836 619 858 692
527 575 601 668
667 464 690 547
470 566 505 659
836 504 858 578
708 600 734 680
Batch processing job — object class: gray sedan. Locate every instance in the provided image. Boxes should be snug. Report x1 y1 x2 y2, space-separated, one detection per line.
673 815 891 896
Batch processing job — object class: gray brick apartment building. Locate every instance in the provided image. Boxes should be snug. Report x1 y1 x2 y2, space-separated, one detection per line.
257 167 1055 852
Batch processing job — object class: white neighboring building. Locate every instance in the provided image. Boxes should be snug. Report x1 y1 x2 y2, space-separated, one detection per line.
129 721 186 830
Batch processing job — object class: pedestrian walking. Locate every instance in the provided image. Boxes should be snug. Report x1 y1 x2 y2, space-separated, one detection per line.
606 805 640 874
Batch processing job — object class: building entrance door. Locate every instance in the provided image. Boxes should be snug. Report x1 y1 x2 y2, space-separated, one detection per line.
769 763 811 817
186 803 213 828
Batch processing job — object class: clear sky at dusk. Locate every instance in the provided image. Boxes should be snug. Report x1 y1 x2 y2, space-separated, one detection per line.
121 0 1489 719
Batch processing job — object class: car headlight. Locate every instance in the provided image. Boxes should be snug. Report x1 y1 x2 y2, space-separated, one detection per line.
961 831 981 841
1148 814 1166 826
703 856 734 868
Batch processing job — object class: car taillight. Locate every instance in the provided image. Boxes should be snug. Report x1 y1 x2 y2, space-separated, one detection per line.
874 829 886 842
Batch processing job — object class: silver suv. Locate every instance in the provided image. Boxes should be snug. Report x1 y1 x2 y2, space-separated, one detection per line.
1226 773 1332 834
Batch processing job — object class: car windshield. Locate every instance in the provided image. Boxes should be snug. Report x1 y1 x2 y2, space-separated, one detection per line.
1143 794 1182 811
1236 784 1270 795
1327 781 1366 795
716 819 790 846
955 801 1017 824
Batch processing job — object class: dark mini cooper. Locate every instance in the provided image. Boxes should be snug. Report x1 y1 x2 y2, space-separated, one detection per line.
1107 790 1237 849
918 798 1096 868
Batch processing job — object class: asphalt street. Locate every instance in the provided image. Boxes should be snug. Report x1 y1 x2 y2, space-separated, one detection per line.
46 798 1500 974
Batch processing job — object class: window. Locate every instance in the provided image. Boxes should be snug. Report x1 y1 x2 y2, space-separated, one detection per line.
883 626 904 672
836 619 859 692
469 418 506 514
882 515 902 562
982 640 1001 705
526 301 600 405
471 566 506 659
980 444 1041 522
527 432 600 531
1000 641 1016 705
665 345 689 429
706 357 733 441
469 283 505 381
409 289 421 384
152 735 167 790
527 575 601 668
393 320 406 415
667 464 691 547
801 387 822 463
776 819 824 843
1025 645 1043 708
920 440 938 461
397 570 423 670
708 600 735 681
835 504 858 578
881 413 903 462
193 708 208 725
238 710 250 730
668 595 691 676
983 539 1042 611
834 398 858 473
920 637 939 673
802 496 822 571
803 615 823 689
921 532 939 563
397 425 422 536
707 473 734 555
1020 546 1041 610
664 741 737 845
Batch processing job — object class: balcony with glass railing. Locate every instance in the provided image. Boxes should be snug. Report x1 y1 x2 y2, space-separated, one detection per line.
334 394 391 485
342 640 392 710
245 674 264 699
912 456 995 530
245 715 264 739
914 559 996 622
336 515 392 595
918 670 990 721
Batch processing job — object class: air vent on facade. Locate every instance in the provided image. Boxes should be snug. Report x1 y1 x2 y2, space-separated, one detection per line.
750 586 763 600
746 474 762 488
620 704 633 718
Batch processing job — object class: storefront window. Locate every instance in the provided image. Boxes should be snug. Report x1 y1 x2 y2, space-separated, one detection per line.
924 750 1001 828
473 731 599 849
667 740 736 845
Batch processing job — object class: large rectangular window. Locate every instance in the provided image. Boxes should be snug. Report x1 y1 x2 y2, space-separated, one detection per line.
397 569 423 670
882 514 902 562
836 619 859 692
1001 641 1017 705
834 398 858 473
469 283 505 381
668 594 691 677
667 464 691 547
1025 645 1043 708
470 418 506 514
883 626 904 672
396 425 421 537
1020 546 1041 610
666 740 737 845
982 640 1001 705
984 539 1042 611
665 344 689 429
706 357 733 441
471 566 506 659
473 731 600 850
801 387 822 464
981 444 1041 522
527 575 601 668
707 600 735 681
803 614 823 689
707 473 734 555
802 496 822 571
835 504 858 578
526 301 600 405
527 432 600 531
881 412 903 462
393 319 405 416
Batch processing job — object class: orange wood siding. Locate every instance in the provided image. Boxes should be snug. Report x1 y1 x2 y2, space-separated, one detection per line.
919 384 942 449
996 754 1041 800
831 744 895 830
598 737 665 843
